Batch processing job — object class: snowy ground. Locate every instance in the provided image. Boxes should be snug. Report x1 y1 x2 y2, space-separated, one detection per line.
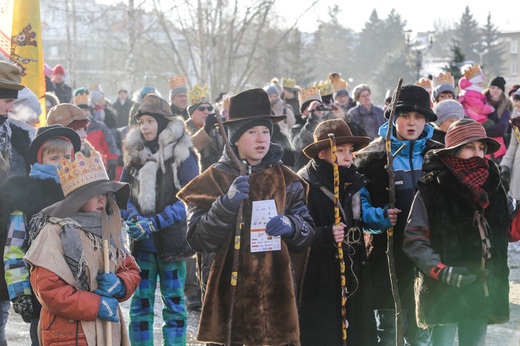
6 245 520 345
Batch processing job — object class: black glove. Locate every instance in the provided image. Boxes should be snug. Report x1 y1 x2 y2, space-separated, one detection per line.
430 264 476 288
203 113 218 134
12 295 33 323
501 166 511 190
221 176 250 211
107 159 117 180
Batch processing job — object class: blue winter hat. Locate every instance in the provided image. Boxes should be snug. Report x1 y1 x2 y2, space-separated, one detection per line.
140 86 156 99
432 83 456 102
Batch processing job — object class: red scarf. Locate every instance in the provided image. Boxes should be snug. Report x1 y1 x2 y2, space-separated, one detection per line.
440 155 490 209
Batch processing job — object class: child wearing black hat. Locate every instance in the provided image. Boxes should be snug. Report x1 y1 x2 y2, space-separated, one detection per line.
24 150 140 345
177 88 315 345
297 118 377 346
403 119 511 345
354 84 439 345
0 125 81 345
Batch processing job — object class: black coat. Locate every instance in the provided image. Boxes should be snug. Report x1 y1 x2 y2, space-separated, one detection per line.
298 159 377 346
415 153 510 327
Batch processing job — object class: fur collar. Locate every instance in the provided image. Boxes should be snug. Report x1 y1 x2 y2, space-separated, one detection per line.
123 119 193 214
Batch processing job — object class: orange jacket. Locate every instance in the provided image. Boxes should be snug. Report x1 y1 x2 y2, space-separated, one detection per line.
30 254 140 345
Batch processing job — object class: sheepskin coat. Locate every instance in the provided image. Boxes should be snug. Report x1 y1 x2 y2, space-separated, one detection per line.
122 119 197 261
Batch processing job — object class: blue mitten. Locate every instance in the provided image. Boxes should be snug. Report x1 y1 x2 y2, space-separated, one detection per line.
156 201 186 229
121 200 140 221
97 296 120 322
221 176 250 211
125 221 150 241
265 214 294 237
93 270 125 298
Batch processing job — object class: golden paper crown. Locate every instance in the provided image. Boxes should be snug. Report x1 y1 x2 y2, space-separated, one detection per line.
188 83 211 104
168 75 187 90
74 93 89 106
432 72 454 89
416 77 432 91
462 64 483 81
314 80 333 96
298 85 321 106
329 73 348 93
58 150 109 197
281 77 296 89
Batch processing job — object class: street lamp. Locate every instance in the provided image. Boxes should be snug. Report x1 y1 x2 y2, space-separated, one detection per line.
405 30 435 80
472 48 489 66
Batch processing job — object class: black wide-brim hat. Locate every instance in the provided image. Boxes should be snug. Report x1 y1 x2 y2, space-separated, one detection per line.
385 84 437 123
26 124 81 165
223 88 286 125
303 119 370 158
42 180 130 218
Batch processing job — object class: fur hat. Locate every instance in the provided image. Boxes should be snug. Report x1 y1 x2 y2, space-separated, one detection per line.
490 76 506 92
302 119 369 158
0 61 24 99
385 84 437 122
352 84 371 102
434 118 500 156
224 88 286 143
135 94 176 121
52 64 65 76
42 150 130 218
433 100 464 127
26 124 81 165
47 103 90 128
11 87 42 122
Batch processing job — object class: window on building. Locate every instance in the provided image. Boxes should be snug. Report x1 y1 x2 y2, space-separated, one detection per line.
512 40 518 54
512 63 518 76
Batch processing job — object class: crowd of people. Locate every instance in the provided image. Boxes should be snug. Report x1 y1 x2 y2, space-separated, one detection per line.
0 58 519 346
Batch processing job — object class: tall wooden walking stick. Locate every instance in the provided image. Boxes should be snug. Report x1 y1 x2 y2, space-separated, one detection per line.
214 110 247 346
328 133 348 345
385 78 405 346
101 209 113 346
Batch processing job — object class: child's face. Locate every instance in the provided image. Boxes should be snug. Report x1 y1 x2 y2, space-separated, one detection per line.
395 112 426 141
79 193 107 213
319 143 355 168
41 150 72 166
457 140 485 159
234 125 271 165
437 91 454 102
138 115 159 142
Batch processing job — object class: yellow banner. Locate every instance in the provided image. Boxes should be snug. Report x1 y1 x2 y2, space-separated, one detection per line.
1 0 46 125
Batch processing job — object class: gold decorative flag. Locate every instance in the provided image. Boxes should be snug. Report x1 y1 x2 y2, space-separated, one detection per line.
0 0 46 125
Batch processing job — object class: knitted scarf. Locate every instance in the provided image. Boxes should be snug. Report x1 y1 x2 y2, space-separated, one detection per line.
440 155 490 209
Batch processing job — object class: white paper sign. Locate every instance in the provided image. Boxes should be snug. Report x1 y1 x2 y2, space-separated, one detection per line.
250 199 281 253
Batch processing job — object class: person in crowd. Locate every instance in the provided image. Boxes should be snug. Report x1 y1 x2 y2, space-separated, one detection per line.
431 72 456 104
46 103 93 156
499 89 520 197
50 64 72 103
43 63 54 94
329 72 355 113
120 93 198 345
129 86 156 125
177 88 315 345
8 87 40 176
348 83 386 141
89 88 117 129
1 125 81 345
355 84 439 345
298 118 377 346
431 99 465 144
483 76 513 163
24 149 141 345
264 81 296 137
458 64 494 124
281 77 302 123
416 77 433 107
112 89 134 128
0 60 24 346
168 75 189 120
74 87 121 179
403 118 510 346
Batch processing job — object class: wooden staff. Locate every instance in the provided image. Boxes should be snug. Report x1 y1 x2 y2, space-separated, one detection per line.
328 133 348 345
214 109 247 346
101 209 113 346
385 78 405 346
